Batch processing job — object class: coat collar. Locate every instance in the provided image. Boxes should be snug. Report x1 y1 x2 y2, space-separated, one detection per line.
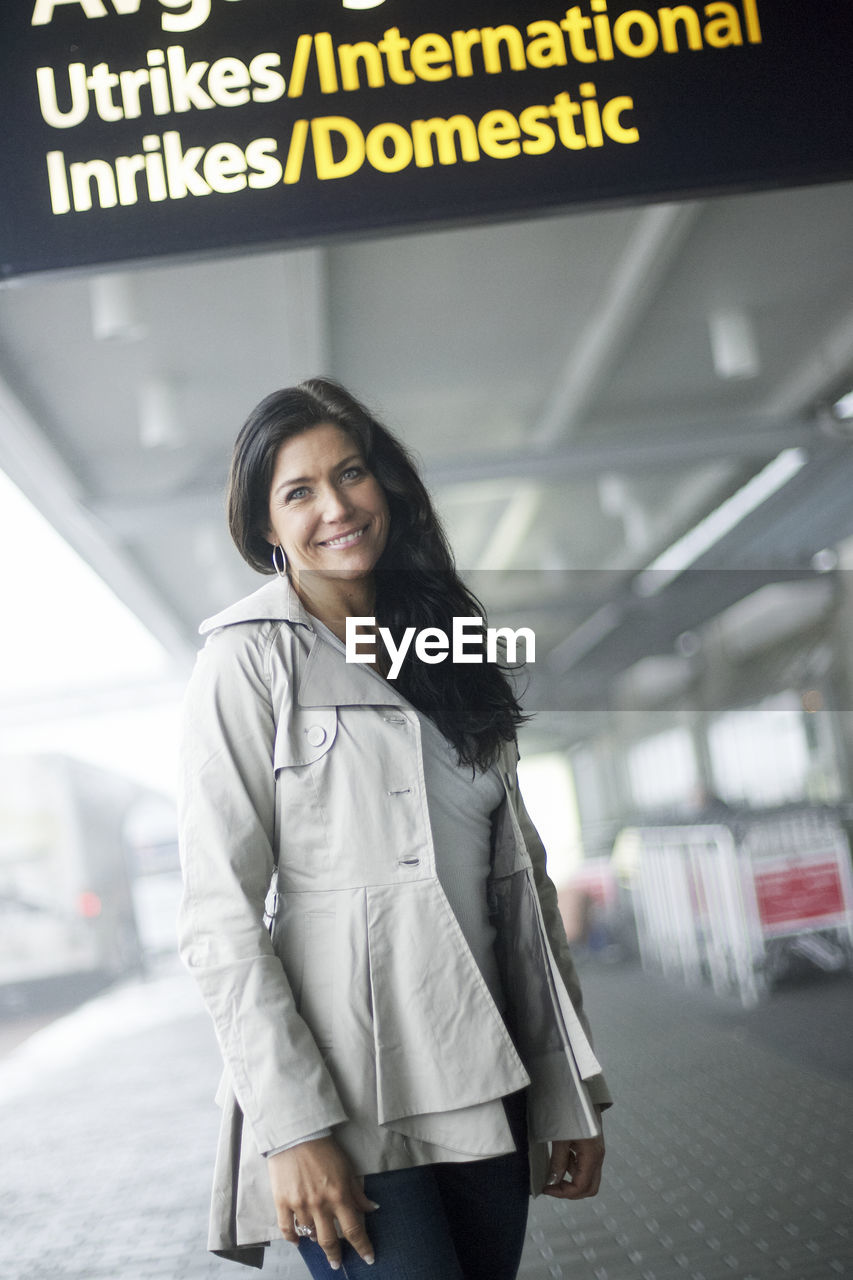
199 576 307 634
199 576 409 708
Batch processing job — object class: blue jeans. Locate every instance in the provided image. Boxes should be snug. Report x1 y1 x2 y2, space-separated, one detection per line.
297 1095 530 1280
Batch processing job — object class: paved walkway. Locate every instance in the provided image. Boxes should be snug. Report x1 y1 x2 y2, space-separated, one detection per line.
1 957 850 1280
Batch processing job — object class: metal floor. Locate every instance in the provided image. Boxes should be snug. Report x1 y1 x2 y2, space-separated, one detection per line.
518 963 852 1280
1 958 850 1280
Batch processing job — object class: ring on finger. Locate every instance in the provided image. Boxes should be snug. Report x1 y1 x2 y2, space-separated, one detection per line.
293 1218 314 1238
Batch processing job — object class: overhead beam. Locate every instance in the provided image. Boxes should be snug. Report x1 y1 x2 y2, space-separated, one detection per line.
428 418 825 488
0 372 196 667
477 201 704 571
484 240 853 692
89 416 827 539
534 202 704 445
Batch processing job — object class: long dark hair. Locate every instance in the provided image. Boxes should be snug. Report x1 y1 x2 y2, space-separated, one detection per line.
227 378 527 770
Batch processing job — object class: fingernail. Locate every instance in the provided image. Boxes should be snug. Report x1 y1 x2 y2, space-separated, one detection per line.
365 1256 375 1266
546 1173 561 1185
329 1263 341 1273
367 1200 380 1210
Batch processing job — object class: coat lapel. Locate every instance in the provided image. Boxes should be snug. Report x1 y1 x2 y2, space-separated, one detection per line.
297 633 408 708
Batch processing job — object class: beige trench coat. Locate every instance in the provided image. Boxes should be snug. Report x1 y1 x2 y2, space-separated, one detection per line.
177 577 611 1269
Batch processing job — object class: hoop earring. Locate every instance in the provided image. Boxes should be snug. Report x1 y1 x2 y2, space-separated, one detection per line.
272 545 288 578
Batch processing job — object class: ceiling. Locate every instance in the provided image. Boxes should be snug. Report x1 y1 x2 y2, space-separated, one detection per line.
2 177 853 741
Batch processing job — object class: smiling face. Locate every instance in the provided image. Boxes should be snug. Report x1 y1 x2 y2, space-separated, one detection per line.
265 422 390 581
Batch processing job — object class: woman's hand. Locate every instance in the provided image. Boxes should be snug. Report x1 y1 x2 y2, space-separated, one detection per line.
543 1110 605 1200
268 1136 379 1270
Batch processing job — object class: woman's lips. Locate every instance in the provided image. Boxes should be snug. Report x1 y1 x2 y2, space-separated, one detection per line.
319 525 367 549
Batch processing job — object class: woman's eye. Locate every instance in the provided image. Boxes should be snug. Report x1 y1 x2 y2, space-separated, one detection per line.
286 486 309 502
341 466 365 481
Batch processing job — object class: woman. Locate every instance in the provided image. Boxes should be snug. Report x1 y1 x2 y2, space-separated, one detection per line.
177 379 610 1278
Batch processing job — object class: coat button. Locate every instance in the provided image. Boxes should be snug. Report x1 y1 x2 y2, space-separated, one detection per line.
306 725 326 747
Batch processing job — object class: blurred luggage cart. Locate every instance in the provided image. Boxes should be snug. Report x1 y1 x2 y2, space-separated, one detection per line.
626 812 853 1004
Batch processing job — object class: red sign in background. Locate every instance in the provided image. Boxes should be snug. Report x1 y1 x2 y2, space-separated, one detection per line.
752 859 847 933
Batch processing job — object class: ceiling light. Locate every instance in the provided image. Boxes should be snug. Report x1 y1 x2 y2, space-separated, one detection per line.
833 388 853 419
635 447 808 597
708 306 760 380
675 630 701 658
90 273 146 342
137 376 183 449
811 548 838 572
